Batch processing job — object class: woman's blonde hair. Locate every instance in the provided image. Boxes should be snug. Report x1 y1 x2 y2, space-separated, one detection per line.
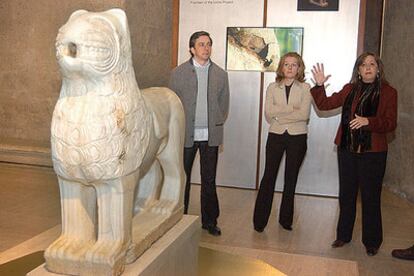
275 52 305 83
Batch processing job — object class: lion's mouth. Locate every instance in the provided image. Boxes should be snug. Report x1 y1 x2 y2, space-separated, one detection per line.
55 41 111 62
56 41 76 59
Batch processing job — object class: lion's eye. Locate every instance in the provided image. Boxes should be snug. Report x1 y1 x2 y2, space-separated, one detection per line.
67 42 77 58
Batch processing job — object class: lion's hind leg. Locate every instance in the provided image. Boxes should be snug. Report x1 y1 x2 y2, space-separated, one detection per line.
133 159 163 215
150 102 185 216
44 177 96 275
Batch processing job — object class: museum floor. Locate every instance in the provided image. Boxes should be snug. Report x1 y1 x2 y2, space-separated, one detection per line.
0 162 413 275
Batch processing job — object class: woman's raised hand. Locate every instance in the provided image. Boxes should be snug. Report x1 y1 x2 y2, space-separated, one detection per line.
311 63 331 86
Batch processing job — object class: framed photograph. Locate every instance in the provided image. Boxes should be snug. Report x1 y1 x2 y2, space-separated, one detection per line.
297 0 339 11
226 27 304 72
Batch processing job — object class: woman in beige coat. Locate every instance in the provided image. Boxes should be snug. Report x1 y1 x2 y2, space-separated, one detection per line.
253 52 311 232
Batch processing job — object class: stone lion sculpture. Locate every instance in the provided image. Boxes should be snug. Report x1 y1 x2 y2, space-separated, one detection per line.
45 9 185 276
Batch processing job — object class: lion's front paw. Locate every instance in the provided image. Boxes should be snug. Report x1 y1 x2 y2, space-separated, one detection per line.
83 239 129 275
45 235 94 274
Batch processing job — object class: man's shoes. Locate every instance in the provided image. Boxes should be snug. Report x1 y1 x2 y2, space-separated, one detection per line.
254 226 264 233
279 223 292 231
331 239 348 248
392 245 414 260
366 247 379 256
202 225 222 236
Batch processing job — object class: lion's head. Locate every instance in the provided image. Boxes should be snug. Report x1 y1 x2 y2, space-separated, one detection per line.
55 9 131 81
51 9 151 181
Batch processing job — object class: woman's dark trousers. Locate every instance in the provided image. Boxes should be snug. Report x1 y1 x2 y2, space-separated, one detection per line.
253 132 307 230
183 141 220 227
337 149 387 248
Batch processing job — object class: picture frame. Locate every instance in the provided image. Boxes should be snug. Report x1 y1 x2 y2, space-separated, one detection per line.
297 0 339 11
226 27 304 72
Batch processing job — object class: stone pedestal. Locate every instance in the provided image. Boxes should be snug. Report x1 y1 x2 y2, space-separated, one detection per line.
28 215 200 276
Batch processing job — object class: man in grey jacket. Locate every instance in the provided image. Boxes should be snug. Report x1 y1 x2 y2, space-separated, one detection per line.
169 31 230 236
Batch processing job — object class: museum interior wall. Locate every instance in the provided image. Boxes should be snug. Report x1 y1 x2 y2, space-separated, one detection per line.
0 0 172 165
0 0 412 202
362 0 383 55
382 0 414 202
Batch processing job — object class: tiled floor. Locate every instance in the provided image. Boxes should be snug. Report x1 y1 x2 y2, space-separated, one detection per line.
0 162 413 275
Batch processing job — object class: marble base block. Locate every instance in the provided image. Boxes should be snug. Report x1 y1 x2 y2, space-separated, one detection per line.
28 215 200 276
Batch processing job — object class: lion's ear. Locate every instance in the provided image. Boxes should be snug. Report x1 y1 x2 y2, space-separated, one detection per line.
68 9 88 22
105 9 127 33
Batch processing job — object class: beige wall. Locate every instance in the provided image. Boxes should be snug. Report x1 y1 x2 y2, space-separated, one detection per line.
126 0 173 89
382 0 414 202
0 0 172 152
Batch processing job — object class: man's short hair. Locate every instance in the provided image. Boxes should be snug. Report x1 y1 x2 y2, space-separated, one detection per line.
189 31 213 57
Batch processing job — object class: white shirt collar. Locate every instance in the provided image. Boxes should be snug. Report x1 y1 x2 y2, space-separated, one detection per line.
192 58 210 68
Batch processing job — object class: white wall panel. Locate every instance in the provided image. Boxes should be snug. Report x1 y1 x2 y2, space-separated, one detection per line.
260 1 361 195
